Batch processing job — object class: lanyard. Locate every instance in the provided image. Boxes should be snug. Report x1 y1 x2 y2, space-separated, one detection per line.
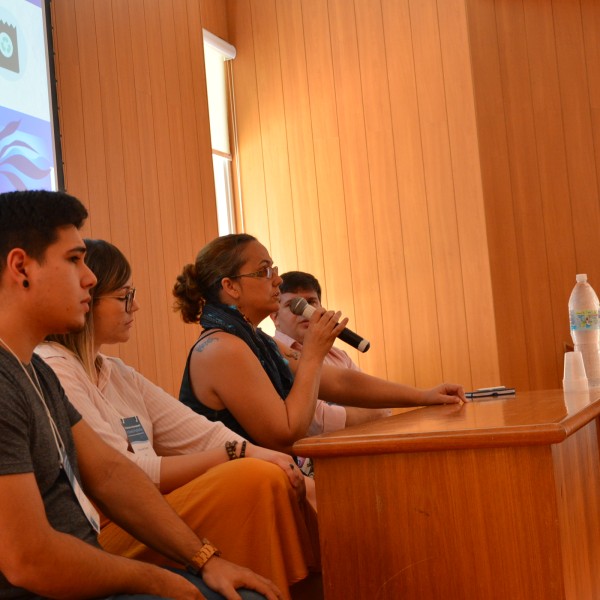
0 338 100 533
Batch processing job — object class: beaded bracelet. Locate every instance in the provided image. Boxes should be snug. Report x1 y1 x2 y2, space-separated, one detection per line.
225 440 247 460
225 440 238 460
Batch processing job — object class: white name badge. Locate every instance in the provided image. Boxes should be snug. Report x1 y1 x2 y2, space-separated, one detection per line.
120 416 153 456
60 448 101 533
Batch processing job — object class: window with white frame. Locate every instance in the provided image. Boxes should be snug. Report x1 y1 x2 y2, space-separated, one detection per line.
203 29 240 236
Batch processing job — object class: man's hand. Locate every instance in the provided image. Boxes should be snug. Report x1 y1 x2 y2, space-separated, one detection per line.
245 444 305 499
421 383 467 405
201 556 283 600
151 568 207 600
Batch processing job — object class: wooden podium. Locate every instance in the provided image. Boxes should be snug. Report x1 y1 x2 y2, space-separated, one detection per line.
294 390 600 599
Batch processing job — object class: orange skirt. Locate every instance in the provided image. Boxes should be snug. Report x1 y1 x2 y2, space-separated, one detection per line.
99 458 318 599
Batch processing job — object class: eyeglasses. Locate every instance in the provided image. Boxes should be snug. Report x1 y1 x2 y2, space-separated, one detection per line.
97 288 136 313
228 266 279 281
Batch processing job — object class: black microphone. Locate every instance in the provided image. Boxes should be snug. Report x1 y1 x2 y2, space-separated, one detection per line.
289 297 371 353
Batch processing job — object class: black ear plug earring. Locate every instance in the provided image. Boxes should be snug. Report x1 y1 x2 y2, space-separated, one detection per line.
22 280 29 288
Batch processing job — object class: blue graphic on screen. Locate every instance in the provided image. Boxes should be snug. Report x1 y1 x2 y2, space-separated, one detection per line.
0 107 53 190
0 0 58 192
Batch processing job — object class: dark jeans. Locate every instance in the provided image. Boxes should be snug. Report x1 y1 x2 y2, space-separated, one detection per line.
105 567 266 600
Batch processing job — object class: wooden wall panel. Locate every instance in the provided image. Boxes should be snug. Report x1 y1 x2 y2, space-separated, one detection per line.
92 1 137 368
382 0 441 387
51 1 87 199
178 0 219 353
52 0 215 396
301 1 358 362
117 0 160 382
52 0 600 396
249 1 297 272
466 0 531 391
326 0 387 378
583 0 600 200
276 0 325 282
353 0 413 384
200 0 229 40
495 0 556 388
409 0 472 386
226 0 269 244
467 0 600 390
228 0 500 388
522 0 577 384
437 0 500 387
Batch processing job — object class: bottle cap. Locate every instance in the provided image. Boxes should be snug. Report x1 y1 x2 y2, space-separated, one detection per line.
576 274 588 283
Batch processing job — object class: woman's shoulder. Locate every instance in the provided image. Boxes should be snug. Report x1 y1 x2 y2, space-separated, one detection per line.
101 354 148 388
35 341 75 362
35 342 84 375
191 328 251 357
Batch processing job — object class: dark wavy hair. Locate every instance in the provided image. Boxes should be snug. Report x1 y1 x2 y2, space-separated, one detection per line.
173 233 257 323
0 190 88 275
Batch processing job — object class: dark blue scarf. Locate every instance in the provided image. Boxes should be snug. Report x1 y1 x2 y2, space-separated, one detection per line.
200 302 294 399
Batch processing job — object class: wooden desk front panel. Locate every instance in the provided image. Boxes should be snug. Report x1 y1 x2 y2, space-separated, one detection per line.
552 418 600 599
314 422 600 599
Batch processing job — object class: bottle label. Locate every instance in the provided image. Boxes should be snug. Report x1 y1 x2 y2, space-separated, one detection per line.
570 309 600 331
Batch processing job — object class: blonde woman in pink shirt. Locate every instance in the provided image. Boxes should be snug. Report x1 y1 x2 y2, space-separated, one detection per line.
37 239 316 600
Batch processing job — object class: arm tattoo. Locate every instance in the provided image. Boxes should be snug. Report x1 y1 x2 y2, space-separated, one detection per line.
195 337 218 353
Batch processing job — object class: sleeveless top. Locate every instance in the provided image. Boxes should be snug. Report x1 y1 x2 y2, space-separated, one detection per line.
178 302 295 444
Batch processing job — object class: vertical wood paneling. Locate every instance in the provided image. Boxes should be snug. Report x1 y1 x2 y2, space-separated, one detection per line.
382 0 441 387
437 0 500 387
301 1 358 362
50 0 88 206
229 0 500 388
227 0 269 243
466 0 532 391
466 0 600 390
90 0 137 367
409 0 472 386
523 0 577 380
276 0 325 281
583 0 600 211
553 0 600 276
52 0 216 396
178 0 215 352
111 0 157 382
200 0 229 40
327 0 387 378
354 0 414 384
129 0 172 392
184 0 219 245
495 0 556 388
250 1 297 271
73 1 110 233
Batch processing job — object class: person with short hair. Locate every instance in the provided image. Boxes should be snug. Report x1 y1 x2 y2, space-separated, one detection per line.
271 271 390 435
0 190 278 600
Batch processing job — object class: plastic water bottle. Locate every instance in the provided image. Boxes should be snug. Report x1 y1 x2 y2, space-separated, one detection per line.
569 274 600 388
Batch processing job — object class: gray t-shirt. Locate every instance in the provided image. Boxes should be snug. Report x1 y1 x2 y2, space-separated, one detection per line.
0 348 99 599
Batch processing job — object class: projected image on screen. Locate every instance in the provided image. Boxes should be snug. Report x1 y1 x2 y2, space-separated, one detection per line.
0 0 60 192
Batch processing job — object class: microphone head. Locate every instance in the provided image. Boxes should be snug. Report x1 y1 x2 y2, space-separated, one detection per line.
289 297 308 316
